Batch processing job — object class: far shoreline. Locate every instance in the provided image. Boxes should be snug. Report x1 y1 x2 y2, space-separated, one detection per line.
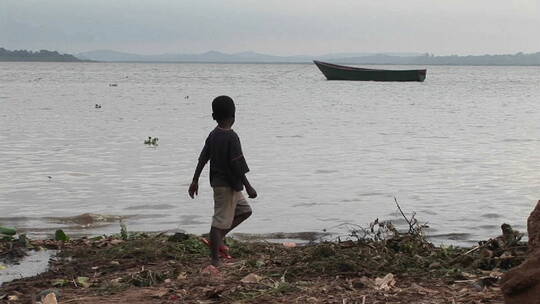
3 60 540 67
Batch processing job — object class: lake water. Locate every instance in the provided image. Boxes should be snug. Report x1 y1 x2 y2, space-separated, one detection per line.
0 62 539 245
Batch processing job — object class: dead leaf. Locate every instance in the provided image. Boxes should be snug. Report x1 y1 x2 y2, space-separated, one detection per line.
201 265 220 276
240 273 263 284
410 283 437 294
76 276 91 288
42 293 58 304
151 288 169 298
374 273 396 291
110 239 124 245
52 279 69 287
177 272 188 280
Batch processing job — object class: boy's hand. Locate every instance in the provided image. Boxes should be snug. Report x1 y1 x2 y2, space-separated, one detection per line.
188 182 199 198
246 186 257 199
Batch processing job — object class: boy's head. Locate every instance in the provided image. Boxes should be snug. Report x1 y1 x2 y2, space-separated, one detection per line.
212 95 235 123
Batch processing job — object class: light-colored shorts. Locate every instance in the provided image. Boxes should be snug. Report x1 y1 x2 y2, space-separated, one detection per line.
212 187 252 229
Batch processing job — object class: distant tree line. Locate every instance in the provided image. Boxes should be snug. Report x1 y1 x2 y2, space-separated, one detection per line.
0 47 83 62
334 52 540 66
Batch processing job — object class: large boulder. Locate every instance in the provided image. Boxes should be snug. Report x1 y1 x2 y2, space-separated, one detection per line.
501 200 540 304
527 200 540 250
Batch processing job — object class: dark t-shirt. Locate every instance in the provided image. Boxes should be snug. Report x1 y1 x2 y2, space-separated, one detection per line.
198 127 249 191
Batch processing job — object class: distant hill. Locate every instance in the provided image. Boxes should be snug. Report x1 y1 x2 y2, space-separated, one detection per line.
76 50 422 63
76 50 312 63
0 48 83 62
76 49 540 65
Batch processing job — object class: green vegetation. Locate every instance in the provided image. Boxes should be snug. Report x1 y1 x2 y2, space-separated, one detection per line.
0 214 523 303
0 226 17 237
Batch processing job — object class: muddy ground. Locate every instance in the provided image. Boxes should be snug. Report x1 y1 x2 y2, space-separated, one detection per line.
0 224 527 303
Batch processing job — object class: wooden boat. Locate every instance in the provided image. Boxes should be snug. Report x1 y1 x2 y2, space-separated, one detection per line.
313 60 426 82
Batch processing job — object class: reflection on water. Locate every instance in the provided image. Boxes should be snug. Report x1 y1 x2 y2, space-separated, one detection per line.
0 250 56 286
0 62 539 245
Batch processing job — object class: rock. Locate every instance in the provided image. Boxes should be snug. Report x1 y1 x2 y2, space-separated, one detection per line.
528 200 540 250
500 200 540 304
501 251 540 304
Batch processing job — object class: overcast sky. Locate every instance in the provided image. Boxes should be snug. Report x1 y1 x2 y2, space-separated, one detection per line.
1 0 539 56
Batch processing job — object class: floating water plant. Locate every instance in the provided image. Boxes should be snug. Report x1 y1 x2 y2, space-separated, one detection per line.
144 136 159 146
55 229 70 241
0 226 16 236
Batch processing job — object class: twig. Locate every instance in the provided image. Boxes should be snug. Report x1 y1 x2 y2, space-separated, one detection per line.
361 295 366 304
394 197 414 233
463 244 484 255
449 240 493 264
63 297 95 303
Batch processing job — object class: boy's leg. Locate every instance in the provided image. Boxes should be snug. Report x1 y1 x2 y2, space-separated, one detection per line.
222 192 252 237
222 211 252 236
211 187 236 264
209 226 224 266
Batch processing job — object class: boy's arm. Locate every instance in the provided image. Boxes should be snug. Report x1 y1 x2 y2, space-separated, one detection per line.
189 139 210 199
229 133 256 198
241 174 257 199
188 160 206 198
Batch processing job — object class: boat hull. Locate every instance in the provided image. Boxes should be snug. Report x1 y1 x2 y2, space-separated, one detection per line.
314 60 426 82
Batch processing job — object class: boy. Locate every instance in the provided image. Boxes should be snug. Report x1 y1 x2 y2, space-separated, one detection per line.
188 95 257 267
